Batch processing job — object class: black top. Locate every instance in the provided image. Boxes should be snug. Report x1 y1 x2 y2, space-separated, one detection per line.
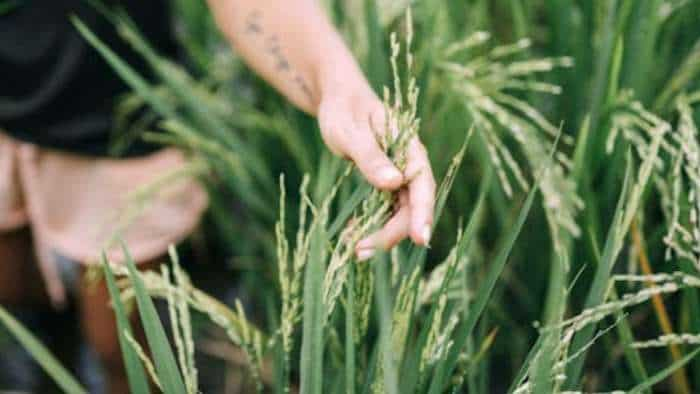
0 0 176 157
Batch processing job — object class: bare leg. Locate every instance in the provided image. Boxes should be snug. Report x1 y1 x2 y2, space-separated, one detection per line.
78 258 161 394
0 227 51 390
0 227 48 306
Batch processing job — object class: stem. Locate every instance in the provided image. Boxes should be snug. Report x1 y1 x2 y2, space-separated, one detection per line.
630 219 691 394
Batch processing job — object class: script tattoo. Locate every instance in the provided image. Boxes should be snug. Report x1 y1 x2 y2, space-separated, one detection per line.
245 11 263 35
244 10 313 100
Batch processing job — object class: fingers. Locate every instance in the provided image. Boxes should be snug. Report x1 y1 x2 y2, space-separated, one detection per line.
319 100 403 190
319 99 435 253
406 139 436 246
343 123 404 190
355 192 411 261
351 139 435 259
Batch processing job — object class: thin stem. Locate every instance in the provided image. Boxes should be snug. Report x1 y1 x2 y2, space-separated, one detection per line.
631 219 691 394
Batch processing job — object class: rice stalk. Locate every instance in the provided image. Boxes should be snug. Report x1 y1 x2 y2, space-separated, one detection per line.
438 30 581 259
124 330 163 391
111 258 267 385
660 95 700 269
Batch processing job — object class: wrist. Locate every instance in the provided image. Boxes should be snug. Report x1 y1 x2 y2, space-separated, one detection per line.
315 42 377 110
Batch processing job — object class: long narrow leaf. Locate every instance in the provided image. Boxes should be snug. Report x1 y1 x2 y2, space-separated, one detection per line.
0 306 87 394
345 264 356 394
300 219 328 394
122 244 187 394
629 348 700 394
400 162 490 393
565 152 639 387
373 252 398 394
102 254 151 394
428 168 540 394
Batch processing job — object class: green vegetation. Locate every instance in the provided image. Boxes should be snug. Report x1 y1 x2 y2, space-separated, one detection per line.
3 1 700 393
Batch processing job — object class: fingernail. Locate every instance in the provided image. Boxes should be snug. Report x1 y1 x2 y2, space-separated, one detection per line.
422 224 432 244
379 167 402 184
357 248 375 262
357 238 372 250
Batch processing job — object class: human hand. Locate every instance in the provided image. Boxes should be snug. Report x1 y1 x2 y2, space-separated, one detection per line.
317 89 436 261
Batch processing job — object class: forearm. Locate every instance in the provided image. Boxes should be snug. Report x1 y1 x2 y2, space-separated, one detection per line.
206 0 373 114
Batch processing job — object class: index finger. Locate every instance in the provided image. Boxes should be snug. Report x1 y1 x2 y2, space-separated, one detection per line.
344 123 404 191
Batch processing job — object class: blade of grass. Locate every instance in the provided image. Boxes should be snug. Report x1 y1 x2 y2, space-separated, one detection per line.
566 117 665 387
587 226 650 390
428 167 540 394
433 131 562 393
531 252 569 394
564 153 634 387
71 17 178 120
621 0 662 102
507 336 544 394
399 163 490 393
0 306 87 394
300 217 328 394
373 252 398 394
344 263 356 394
102 254 151 394
629 348 700 394
508 0 528 39
587 223 649 388
610 290 650 392
360 342 380 394
122 243 187 394
363 0 388 92
585 0 633 172
653 39 700 112
327 183 371 238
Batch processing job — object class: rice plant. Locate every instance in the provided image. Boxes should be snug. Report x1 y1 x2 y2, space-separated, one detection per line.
3 1 700 394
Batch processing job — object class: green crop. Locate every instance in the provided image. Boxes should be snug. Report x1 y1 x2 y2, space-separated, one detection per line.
2 1 700 393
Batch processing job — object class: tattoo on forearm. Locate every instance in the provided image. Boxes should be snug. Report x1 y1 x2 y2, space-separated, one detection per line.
244 10 313 101
294 75 313 99
266 36 290 71
245 11 263 35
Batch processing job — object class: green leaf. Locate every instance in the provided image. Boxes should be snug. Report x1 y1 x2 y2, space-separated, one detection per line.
584 0 624 170
611 291 650 390
344 264 356 394
373 252 398 394
507 336 544 394
400 162 489 394
102 254 151 394
564 154 634 387
71 17 179 120
0 306 87 394
122 243 187 394
629 348 700 394
363 0 388 93
428 166 540 394
300 217 328 394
